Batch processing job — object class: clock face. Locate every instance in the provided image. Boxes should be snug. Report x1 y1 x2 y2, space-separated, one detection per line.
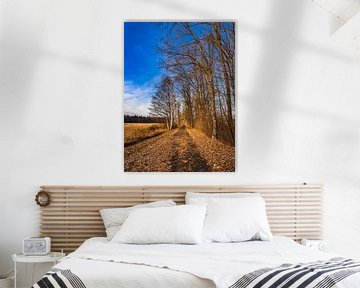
36 241 45 250
318 242 327 252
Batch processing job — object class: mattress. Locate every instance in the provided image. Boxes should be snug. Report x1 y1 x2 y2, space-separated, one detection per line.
35 237 360 288
55 237 215 288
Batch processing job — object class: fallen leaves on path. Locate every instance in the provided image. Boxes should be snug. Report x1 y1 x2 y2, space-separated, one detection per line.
124 127 235 172
187 129 235 172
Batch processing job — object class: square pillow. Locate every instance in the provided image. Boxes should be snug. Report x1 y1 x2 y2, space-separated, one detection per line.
111 205 207 244
100 200 176 240
202 197 272 243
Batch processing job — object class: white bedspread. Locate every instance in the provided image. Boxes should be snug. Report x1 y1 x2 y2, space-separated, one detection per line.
54 237 360 288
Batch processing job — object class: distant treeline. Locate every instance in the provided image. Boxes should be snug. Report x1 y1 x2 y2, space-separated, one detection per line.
124 114 165 123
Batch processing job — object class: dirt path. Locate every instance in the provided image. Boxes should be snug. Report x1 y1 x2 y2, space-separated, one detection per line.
124 126 235 172
170 126 210 172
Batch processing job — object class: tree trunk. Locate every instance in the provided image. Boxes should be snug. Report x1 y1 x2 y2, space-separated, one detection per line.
214 23 234 144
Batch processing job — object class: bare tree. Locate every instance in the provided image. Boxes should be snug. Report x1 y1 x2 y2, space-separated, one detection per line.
149 76 178 130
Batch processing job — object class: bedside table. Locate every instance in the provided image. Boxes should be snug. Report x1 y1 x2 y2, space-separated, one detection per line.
301 239 328 252
12 252 65 288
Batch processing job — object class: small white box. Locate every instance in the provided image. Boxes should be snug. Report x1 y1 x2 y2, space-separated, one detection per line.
301 239 328 252
22 237 51 255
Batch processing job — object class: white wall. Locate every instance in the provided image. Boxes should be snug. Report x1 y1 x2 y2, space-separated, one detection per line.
1 0 360 285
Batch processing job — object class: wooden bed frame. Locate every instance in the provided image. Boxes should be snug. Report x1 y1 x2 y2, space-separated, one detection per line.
39 184 323 253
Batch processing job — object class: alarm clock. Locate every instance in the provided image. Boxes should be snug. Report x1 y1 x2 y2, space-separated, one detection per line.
23 237 51 255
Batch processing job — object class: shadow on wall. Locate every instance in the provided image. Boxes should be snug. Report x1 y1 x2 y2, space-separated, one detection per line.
0 1 122 137
239 0 305 167
132 0 217 18
0 1 45 134
0 1 46 277
0 0 122 279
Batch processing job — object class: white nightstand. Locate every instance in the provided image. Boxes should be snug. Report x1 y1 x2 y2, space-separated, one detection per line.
301 239 328 252
12 252 65 288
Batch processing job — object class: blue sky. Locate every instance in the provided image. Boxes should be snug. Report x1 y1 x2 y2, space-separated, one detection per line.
124 22 165 116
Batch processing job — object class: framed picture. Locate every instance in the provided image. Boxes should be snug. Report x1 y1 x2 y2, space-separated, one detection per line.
124 21 235 172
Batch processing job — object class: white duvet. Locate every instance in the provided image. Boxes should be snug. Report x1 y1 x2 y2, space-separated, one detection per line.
54 237 360 288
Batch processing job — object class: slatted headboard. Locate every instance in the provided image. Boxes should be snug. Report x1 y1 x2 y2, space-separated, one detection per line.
39 184 323 253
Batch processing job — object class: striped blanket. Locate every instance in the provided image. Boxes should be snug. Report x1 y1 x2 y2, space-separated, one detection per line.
230 258 360 288
32 268 86 288
32 258 360 288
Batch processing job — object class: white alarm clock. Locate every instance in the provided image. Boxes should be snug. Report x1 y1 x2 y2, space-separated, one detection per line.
23 237 51 255
301 239 328 252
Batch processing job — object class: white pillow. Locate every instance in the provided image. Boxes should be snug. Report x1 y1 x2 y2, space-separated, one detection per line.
100 200 176 240
202 197 272 243
111 205 207 244
186 192 259 204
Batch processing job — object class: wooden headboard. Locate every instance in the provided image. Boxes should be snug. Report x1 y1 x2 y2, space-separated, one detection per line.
39 184 323 253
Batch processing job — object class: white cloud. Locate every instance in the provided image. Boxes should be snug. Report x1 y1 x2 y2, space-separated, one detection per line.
124 81 155 116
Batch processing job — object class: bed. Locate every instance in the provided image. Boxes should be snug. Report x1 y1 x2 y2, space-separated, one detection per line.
33 185 360 288
33 236 360 288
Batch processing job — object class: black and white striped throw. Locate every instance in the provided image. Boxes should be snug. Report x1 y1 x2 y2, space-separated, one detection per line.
32 268 86 288
229 257 360 288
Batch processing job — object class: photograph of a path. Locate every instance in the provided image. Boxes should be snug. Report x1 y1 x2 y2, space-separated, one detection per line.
124 22 235 172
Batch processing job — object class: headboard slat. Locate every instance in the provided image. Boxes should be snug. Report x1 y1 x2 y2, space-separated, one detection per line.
40 184 323 253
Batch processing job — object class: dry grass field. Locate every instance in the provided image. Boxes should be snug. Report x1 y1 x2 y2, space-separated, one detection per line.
124 123 166 146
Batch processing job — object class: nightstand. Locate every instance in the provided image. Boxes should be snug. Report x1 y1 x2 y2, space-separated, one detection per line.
12 252 65 288
301 239 328 252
